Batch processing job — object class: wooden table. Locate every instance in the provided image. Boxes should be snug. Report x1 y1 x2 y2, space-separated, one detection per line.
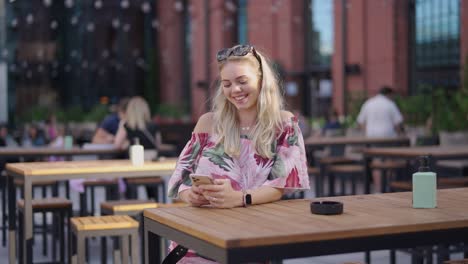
363 145 468 194
0 146 125 248
6 159 176 264
304 136 410 147
0 146 123 159
304 136 410 196
144 188 468 263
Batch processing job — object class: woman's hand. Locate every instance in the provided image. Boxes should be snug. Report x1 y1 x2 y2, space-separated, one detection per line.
179 186 210 207
199 179 243 208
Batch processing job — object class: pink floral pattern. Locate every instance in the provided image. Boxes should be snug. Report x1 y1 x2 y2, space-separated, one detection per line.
168 117 310 199
166 117 310 263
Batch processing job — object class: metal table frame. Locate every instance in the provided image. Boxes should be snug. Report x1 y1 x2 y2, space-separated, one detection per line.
144 213 468 264
7 160 175 264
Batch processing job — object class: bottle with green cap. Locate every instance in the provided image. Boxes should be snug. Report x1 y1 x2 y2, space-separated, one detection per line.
412 155 437 208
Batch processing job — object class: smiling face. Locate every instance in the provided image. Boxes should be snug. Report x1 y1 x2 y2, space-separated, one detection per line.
220 60 261 113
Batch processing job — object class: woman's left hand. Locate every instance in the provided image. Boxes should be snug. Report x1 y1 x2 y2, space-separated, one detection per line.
199 179 243 208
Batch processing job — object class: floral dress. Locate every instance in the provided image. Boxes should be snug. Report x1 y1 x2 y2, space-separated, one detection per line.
166 117 310 263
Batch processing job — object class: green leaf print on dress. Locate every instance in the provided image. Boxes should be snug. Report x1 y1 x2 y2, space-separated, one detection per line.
287 128 299 147
203 144 233 172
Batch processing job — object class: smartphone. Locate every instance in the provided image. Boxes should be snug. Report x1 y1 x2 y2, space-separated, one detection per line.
189 174 214 186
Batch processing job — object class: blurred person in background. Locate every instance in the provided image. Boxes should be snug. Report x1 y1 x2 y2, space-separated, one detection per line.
322 109 342 136
48 124 65 148
45 113 58 143
92 97 130 144
0 124 19 174
0 123 19 147
293 109 312 138
22 124 46 147
48 124 66 161
114 96 161 155
357 86 404 138
114 96 162 199
357 85 404 192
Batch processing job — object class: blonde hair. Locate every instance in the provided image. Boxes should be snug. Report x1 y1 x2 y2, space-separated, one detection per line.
126 96 151 131
212 47 284 159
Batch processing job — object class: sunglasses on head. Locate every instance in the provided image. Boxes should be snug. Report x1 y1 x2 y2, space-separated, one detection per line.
216 45 263 72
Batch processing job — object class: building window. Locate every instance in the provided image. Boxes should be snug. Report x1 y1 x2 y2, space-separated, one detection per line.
237 0 248 44
310 0 334 65
414 0 460 89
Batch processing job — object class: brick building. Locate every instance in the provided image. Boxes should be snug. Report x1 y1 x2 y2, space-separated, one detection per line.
157 0 467 119
2 0 466 122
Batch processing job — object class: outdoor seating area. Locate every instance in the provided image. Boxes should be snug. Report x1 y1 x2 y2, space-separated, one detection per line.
1 0 468 263
1 131 467 263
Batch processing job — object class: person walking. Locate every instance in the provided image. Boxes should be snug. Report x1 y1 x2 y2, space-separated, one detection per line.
357 86 404 192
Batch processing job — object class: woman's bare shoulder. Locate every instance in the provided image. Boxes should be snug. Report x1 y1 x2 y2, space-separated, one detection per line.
280 110 295 122
193 112 214 133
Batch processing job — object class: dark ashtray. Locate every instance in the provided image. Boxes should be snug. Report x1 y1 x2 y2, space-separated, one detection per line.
310 200 344 215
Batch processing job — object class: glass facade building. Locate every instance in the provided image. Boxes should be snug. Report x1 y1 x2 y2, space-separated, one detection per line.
306 0 334 117
237 0 248 44
310 0 334 66
413 0 460 90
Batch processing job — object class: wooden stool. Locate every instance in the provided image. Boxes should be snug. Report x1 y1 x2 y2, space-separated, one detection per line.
81 179 119 216
17 198 72 263
14 179 59 256
100 200 187 263
125 176 166 202
328 164 364 195
389 180 412 192
71 215 139 264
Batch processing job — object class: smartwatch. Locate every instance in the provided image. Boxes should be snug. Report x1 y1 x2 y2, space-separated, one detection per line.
245 193 252 206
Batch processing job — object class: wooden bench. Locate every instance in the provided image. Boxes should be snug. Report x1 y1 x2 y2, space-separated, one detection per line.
320 156 356 165
71 215 139 264
390 177 468 192
444 259 468 264
370 160 407 193
81 179 119 216
125 176 166 202
101 200 158 215
317 156 358 196
328 164 364 195
103 200 186 214
308 167 319 175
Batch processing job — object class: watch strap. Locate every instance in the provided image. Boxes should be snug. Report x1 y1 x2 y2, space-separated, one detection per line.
245 193 252 206
242 190 252 207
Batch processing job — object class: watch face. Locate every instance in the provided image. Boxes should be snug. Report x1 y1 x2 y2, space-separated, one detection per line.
245 194 252 205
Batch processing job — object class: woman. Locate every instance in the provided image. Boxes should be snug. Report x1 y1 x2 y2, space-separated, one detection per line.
167 44 309 263
114 96 162 198
114 96 161 156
